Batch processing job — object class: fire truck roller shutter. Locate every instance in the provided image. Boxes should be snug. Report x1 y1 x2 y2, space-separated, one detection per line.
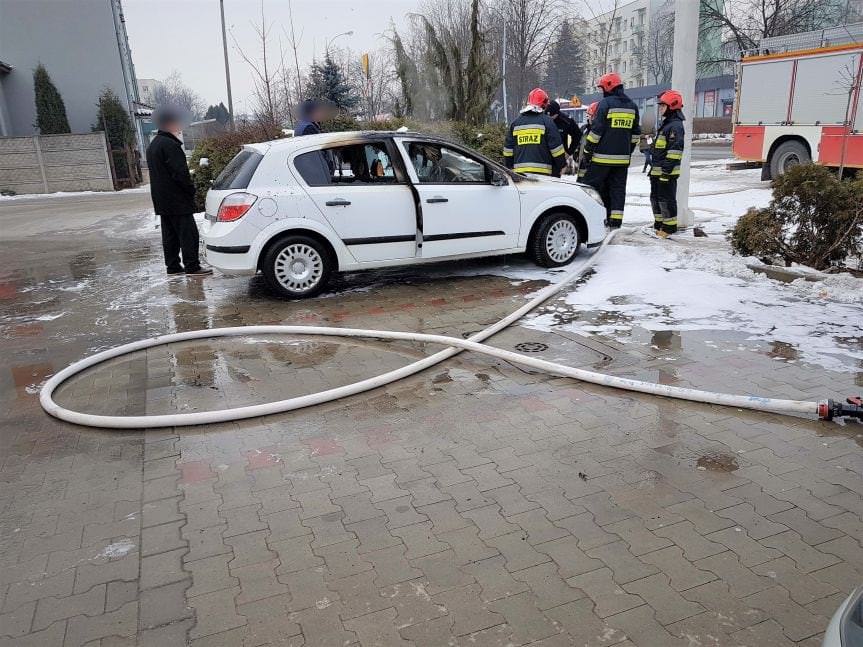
790 51 861 125
737 60 795 125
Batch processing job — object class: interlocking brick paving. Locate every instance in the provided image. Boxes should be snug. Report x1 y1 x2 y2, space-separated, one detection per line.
1 195 861 646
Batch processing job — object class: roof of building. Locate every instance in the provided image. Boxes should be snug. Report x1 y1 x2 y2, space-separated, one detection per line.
0 60 12 74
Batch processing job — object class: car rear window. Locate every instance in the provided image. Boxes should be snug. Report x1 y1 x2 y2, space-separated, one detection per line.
212 150 263 189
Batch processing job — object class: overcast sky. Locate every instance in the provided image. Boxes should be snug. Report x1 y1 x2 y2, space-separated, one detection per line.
123 0 421 112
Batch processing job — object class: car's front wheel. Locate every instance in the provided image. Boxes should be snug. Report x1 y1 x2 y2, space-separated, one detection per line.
530 213 582 268
262 235 333 299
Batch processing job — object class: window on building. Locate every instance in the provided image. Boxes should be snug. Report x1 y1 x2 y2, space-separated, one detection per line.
623 61 627 73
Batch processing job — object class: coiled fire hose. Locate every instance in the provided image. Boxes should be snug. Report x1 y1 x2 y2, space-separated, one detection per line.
40 229 858 429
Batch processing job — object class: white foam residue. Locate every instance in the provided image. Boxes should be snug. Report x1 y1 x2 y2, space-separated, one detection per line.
96 539 136 559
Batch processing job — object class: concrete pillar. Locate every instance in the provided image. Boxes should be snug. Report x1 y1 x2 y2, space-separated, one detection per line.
671 0 700 229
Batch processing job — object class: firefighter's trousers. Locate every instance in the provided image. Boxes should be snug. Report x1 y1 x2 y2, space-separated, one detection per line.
649 176 678 235
582 164 628 228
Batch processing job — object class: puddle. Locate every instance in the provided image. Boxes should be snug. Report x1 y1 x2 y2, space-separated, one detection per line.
696 453 739 472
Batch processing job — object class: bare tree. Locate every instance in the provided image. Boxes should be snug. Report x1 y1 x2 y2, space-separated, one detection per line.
700 0 852 66
349 49 398 120
153 71 206 120
494 0 562 114
232 0 285 127
632 3 674 85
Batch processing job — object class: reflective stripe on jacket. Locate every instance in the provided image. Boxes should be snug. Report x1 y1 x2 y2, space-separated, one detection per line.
504 110 565 175
583 88 641 166
649 111 685 178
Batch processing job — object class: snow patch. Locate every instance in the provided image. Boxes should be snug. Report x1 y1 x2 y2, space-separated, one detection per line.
96 539 136 559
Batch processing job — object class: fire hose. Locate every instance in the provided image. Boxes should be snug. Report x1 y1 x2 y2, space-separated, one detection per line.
40 229 861 429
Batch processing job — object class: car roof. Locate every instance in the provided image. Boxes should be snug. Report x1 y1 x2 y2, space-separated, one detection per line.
249 130 452 154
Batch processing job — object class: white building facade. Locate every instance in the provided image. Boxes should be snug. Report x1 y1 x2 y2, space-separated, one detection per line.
584 0 661 89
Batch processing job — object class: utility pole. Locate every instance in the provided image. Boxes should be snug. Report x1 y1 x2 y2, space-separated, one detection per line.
502 21 508 123
670 0 699 229
219 0 235 129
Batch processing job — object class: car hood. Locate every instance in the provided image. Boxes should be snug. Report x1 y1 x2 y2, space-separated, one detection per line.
519 174 588 190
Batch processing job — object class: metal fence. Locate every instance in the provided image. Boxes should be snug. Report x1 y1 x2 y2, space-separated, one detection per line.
0 132 114 195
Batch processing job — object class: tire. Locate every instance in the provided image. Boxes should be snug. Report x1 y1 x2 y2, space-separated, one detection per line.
769 140 810 179
262 235 333 299
530 213 582 268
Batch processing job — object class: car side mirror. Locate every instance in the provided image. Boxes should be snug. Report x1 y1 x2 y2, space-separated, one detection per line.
199 157 210 168
491 170 507 186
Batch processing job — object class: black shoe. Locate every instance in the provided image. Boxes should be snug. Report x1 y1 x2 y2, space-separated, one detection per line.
167 269 185 276
186 267 213 276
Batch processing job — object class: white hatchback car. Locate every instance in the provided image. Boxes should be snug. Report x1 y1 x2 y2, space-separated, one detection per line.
201 131 607 298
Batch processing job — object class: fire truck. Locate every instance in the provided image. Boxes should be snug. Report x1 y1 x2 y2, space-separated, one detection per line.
732 24 863 179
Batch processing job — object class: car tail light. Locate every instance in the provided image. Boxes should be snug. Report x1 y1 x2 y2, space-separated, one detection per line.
217 192 257 222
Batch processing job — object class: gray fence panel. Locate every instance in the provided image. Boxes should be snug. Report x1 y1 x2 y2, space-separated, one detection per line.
0 132 115 194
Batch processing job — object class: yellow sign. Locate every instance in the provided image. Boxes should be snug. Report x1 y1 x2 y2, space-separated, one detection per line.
570 95 581 107
361 53 370 79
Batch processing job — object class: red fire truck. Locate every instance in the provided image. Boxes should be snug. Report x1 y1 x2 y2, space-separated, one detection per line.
732 24 863 179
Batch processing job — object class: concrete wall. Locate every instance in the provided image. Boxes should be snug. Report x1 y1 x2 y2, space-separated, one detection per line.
0 0 132 137
0 133 113 194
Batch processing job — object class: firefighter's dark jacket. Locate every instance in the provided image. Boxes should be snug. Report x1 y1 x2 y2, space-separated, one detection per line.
503 110 565 175
649 110 685 179
552 112 581 156
583 87 641 166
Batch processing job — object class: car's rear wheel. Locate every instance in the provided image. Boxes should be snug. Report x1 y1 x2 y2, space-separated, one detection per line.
262 235 333 299
530 213 582 267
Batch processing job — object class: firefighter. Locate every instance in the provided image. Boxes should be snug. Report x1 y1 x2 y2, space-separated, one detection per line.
576 101 599 181
649 90 685 237
503 88 566 177
581 73 641 228
546 100 581 176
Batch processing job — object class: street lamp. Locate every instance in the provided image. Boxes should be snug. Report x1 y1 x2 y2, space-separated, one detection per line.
326 30 354 53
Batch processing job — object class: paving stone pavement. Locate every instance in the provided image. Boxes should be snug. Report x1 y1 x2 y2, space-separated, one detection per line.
1 199 862 646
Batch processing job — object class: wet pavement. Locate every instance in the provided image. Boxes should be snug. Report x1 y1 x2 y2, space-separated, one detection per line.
1 192 862 646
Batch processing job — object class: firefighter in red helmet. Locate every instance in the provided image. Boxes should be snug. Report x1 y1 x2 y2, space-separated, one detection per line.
581 72 641 228
503 88 566 177
650 90 685 237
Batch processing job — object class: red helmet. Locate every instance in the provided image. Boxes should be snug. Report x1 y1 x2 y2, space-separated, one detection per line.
597 72 622 93
658 90 684 111
527 87 550 109
586 101 599 119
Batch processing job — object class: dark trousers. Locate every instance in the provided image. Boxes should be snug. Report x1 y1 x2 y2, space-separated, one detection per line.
160 214 201 273
649 176 678 234
642 151 652 172
582 163 629 228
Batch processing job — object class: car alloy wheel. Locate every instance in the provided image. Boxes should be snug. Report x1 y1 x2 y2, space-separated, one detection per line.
273 243 324 293
545 218 579 263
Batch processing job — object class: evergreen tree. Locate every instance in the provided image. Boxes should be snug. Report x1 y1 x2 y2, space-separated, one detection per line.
543 21 585 101
204 102 230 124
94 88 134 150
33 63 71 134
306 54 359 111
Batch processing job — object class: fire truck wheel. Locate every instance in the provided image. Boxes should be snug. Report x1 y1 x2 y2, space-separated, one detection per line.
769 140 810 178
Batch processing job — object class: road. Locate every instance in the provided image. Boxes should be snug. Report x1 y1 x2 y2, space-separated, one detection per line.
631 141 733 167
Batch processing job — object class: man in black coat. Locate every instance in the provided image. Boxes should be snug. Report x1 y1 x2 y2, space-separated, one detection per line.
146 107 211 276
546 100 582 176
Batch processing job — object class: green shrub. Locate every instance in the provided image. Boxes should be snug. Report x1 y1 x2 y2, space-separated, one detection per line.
729 163 863 270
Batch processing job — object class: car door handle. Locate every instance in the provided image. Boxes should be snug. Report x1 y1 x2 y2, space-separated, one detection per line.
325 198 351 206
426 196 448 203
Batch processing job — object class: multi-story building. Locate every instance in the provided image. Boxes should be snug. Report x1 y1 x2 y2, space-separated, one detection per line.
585 0 656 89
0 0 146 149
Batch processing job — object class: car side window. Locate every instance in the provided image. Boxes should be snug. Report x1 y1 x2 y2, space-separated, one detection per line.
294 143 398 187
407 142 489 184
